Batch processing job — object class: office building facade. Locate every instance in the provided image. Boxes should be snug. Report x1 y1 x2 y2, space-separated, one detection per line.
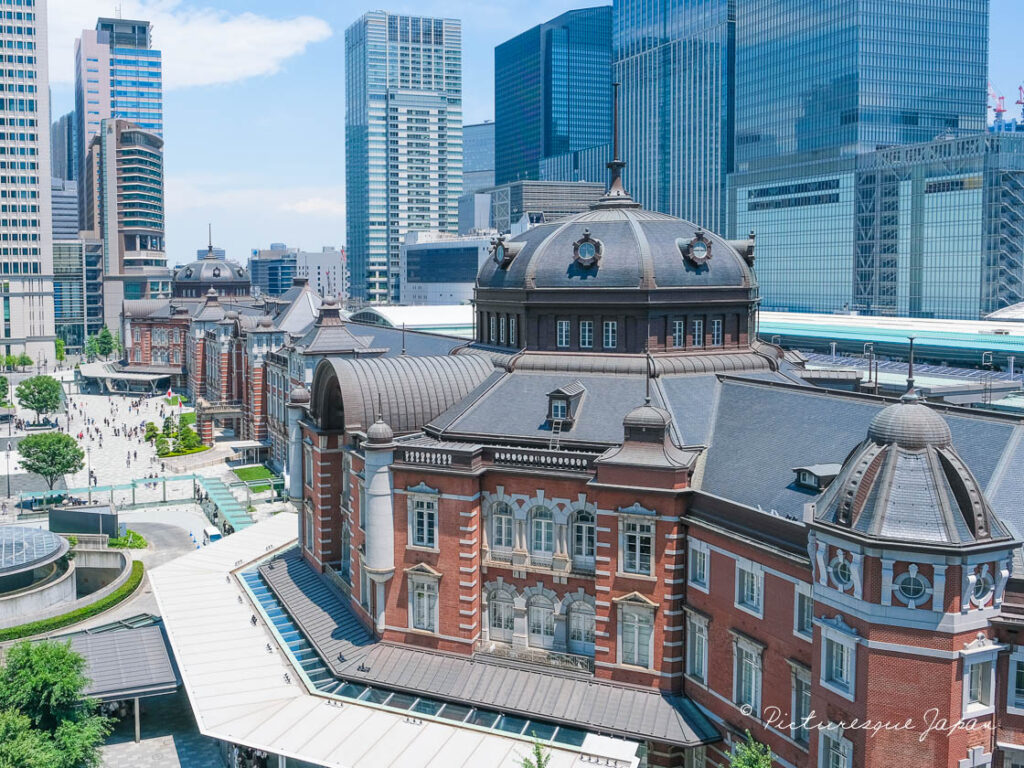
489 180 604 234
345 12 463 304
399 231 491 305
83 118 169 330
0 0 55 358
726 0 992 318
249 244 298 297
53 239 102 352
51 109 75 181
296 247 347 302
50 178 78 239
614 0 734 232
495 7 611 186
458 121 495 234
74 17 162 223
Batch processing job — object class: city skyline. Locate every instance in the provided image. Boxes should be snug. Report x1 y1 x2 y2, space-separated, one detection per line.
44 0 1024 268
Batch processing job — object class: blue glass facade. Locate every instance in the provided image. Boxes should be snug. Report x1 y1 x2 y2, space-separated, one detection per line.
345 12 463 304
614 0 735 232
495 7 612 185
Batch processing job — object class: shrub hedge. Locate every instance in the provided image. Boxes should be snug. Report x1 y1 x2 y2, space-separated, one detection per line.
0 561 145 641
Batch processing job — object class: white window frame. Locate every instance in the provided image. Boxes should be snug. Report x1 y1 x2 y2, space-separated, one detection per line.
556 319 570 348
488 590 515 642
791 663 812 746
794 582 813 641
621 517 653 576
530 507 555 563
732 633 763 716
819 623 858 702
962 646 998 718
672 319 685 348
408 575 439 633
692 319 704 348
685 609 709 684
818 724 853 768
491 502 514 551
688 539 709 593
567 601 595 655
489 315 496 344
510 316 517 347
571 510 595 568
551 399 568 420
711 318 723 346
1008 647 1024 716
734 559 764 618
618 603 654 668
579 320 593 348
499 315 506 344
527 597 555 649
603 320 617 349
408 494 438 550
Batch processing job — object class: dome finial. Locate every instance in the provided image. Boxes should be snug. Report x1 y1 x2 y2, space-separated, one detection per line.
903 336 919 402
594 83 638 209
205 223 216 260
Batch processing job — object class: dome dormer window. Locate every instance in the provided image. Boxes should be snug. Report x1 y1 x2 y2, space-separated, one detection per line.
490 235 521 270
573 229 603 268
679 230 712 267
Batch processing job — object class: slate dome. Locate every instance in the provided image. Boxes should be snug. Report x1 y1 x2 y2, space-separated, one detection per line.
867 393 953 450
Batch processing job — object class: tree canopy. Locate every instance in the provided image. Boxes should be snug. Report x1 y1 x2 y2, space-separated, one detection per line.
96 328 114 358
0 640 111 768
17 433 84 490
15 376 61 423
54 339 65 363
729 731 773 768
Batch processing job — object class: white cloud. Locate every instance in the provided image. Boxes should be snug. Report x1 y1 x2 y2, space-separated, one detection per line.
48 0 332 89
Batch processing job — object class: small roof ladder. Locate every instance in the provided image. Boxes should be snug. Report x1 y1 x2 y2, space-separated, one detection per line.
549 419 563 450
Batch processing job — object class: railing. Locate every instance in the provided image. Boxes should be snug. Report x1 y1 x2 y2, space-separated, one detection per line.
324 563 351 594
571 556 596 576
474 640 594 674
394 443 600 473
487 548 514 564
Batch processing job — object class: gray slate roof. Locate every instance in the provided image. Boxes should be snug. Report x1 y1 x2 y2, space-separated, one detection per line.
61 625 180 701
259 550 717 747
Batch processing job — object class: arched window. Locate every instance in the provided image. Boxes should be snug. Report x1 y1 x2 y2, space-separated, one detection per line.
530 507 554 562
571 510 595 571
488 590 515 643
527 596 555 649
567 601 595 655
492 502 514 551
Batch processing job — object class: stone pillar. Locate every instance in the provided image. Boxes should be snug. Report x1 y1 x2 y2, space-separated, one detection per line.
285 400 304 501
513 519 528 566
363 418 396 596
197 412 214 446
552 523 570 571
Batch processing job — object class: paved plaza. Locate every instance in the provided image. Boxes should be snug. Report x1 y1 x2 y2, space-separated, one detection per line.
99 691 224 768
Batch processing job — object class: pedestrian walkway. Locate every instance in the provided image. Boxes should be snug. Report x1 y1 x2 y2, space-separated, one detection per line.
197 476 253 531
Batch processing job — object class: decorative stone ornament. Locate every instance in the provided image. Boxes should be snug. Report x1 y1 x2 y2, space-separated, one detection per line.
572 229 603 268
679 229 712 267
490 235 516 269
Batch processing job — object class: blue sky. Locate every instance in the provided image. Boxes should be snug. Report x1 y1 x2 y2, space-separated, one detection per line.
48 0 1022 268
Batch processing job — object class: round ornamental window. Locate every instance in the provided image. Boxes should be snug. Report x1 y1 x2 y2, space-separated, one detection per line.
893 567 931 608
212 267 221 278
829 555 852 589
972 570 994 605
572 230 603 268
679 230 712 267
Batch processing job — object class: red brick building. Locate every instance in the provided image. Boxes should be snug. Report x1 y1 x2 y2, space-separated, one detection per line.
282 173 1024 768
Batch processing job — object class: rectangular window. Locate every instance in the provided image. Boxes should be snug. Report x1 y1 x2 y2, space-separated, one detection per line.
793 672 811 744
686 615 707 683
692 319 704 348
621 607 653 667
412 497 437 548
1014 660 1024 708
556 319 570 348
735 644 761 713
623 520 653 575
303 446 313 490
795 586 813 639
411 579 437 632
579 320 593 348
825 638 852 690
509 316 517 347
493 511 513 549
672 319 685 348
551 399 567 420
711 318 723 346
688 541 708 590
736 562 763 616
821 732 851 768
489 315 496 344
603 320 617 349
499 316 506 344
967 660 993 707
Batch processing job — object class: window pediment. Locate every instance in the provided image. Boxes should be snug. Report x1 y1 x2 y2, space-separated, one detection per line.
613 591 658 608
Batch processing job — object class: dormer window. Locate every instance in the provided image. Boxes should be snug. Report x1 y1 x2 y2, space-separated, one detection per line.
551 398 568 420
792 464 841 492
547 381 585 425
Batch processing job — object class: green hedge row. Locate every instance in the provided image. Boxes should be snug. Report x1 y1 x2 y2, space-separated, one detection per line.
0 561 145 641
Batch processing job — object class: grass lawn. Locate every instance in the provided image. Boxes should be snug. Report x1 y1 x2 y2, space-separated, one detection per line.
165 394 188 406
160 445 210 458
234 465 276 493
179 411 196 427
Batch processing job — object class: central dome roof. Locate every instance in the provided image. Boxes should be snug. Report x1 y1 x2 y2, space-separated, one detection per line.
867 393 953 450
477 206 755 292
174 258 249 284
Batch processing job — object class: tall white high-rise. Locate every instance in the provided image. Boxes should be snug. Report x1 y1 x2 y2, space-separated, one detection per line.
345 12 463 304
0 0 54 358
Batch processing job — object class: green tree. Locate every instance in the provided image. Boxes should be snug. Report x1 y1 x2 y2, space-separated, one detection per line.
162 415 177 437
84 336 99 361
16 353 31 372
0 375 8 405
728 731 773 768
0 709 63 768
521 742 551 768
96 327 114 358
15 375 62 423
17 432 84 490
0 640 111 768
54 338 66 362
174 425 201 453
144 422 159 442
3 354 15 371
155 435 169 457
112 331 123 355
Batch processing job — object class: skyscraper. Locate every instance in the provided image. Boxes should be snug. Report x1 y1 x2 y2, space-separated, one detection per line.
74 17 162 222
0 0 55 358
458 121 495 234
345 11 463 304
614 0 734 232
51 110 75 181
494 7 612 186
82 119 169 330
727 0 995 318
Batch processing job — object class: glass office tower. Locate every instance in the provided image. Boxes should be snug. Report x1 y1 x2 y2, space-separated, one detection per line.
495 7 612 186
614 0 734 233
727 0 996 319
345 12 463 304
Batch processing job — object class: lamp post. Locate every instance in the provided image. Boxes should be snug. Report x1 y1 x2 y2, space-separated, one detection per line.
86 445 92 504
6 440 11 500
